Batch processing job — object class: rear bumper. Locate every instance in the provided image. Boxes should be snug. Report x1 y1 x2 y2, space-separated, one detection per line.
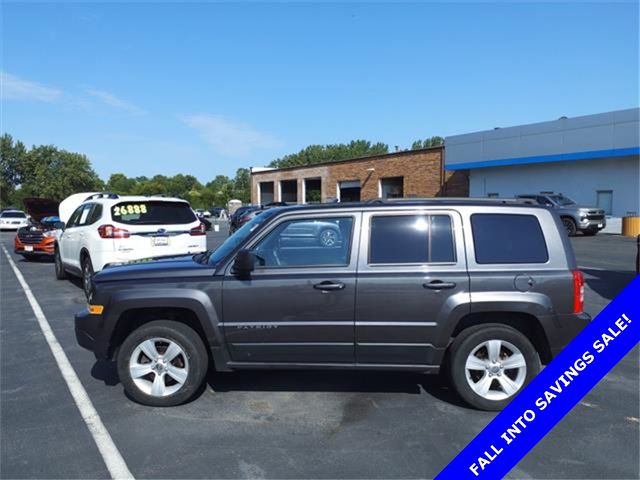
75 309 110 359
548 312 592 358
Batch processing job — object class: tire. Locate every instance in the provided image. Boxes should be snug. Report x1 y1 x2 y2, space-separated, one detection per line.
319 228 339 247
54 247 67 280
117 320 208 407
81 254 94 299
562 217 577 236
447 323 540 411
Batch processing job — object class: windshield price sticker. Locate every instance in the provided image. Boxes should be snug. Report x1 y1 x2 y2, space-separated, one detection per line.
113 204 147 216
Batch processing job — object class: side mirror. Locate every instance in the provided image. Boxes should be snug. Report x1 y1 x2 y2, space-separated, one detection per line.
233 249 255 277
54 221 66 230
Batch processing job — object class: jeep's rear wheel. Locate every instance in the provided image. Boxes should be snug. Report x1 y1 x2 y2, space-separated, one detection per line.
54 247 67 280
117 321 208 406
448 324 540 411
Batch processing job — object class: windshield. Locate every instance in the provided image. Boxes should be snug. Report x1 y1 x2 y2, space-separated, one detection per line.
548 195 576 206
208 211 272 264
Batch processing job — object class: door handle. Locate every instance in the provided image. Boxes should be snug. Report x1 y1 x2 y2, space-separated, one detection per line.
423 280 457 290
314 281 345 291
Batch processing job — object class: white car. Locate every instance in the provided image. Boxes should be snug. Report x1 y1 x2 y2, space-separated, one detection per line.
0 209 29 230
55 193 207 297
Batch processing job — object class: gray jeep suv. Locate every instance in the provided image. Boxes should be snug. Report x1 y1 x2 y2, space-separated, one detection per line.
516 193 606 236
75 199 590 410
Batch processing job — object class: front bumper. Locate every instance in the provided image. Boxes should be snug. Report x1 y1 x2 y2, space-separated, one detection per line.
14 236 55 256
75 309 110 359
548 312 592 358
578 218 606 231
1 225 27 231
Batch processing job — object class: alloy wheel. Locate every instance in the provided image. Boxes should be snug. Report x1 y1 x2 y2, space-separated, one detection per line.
129 337 190 397
319 229 338 247
464 339 527 401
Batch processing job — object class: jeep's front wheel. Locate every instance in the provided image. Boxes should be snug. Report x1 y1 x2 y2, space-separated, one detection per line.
117 321 208 406
448 324 540 411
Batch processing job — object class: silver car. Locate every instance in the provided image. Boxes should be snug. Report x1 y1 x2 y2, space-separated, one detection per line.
517 193 606 236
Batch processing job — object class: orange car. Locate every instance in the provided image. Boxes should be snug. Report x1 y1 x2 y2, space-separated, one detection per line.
14 198 61 260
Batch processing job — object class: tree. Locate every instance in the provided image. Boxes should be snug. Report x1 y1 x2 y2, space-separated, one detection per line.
269 140 389 169
232 168 251 204
106 173 137 194
0 134 27 206
410 136 444 150
7 143 103 202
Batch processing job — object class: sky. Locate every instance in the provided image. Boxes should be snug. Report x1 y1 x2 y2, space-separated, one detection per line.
2 1 639 182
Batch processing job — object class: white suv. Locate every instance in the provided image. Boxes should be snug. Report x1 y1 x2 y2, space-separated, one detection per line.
55 193 207 297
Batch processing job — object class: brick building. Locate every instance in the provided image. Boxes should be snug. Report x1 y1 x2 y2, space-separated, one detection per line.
250 146 469 205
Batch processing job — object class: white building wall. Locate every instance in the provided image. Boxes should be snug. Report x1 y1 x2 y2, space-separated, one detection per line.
469 156 640 217
447 108 639 168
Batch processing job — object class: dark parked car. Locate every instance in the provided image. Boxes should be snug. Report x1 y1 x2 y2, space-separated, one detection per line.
229 206 262 235
76 199 590 410
209 207 226 218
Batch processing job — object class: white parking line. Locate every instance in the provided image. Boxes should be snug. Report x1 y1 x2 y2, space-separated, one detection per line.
1 245 134 480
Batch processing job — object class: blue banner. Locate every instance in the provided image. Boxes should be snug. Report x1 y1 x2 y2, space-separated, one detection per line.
436 275 640 480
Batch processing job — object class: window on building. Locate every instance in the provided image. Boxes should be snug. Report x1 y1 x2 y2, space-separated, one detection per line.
369 214 455 264
339 180 361 202
471 214 548 264
304 178 322 203
259 182 275 205
380 177 404 199
280 180 298 203
487 192 499 198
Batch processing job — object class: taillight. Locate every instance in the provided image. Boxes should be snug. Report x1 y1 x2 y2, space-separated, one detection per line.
572 269 584 313
190 223 206 236
98 224 130 239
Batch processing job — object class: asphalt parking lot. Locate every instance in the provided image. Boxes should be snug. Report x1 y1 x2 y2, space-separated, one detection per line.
1 228 638 479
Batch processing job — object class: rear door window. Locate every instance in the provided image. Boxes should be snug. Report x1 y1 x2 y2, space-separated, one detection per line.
66 206 85 228
87 204 103 225
369 214 455 264
111 201 196 225
471 213 548 264
78 204 92 226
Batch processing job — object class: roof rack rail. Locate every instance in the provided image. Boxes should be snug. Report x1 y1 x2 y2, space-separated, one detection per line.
367 197 534 205
84 192 119 201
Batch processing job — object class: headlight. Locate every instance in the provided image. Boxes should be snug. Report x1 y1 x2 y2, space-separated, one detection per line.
43 230 57 237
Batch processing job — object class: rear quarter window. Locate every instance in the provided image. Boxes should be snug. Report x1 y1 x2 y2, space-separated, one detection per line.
111 201 196 225
369 214 456 264
471 213 548 264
